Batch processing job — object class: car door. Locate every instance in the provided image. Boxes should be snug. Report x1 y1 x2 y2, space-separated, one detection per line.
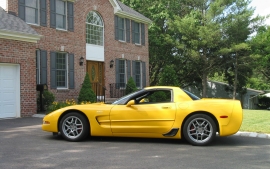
110 89 176 134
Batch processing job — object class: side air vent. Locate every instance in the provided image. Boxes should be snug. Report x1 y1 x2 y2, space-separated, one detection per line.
163 128 179 137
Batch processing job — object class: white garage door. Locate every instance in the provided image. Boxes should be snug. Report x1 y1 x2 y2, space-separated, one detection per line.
0 64 20 118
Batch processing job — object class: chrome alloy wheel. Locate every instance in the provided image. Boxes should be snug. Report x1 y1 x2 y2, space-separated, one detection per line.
187 117 213 144
62 116 84 139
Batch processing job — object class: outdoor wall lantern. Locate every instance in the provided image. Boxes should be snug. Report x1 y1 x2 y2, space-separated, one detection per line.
110 59 114 68
79 56 84 66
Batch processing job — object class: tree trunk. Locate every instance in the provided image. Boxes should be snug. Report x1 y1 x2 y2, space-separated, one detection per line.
202 71 208 98
233 55 238 100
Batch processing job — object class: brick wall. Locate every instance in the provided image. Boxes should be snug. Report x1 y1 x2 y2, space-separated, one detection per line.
0 39 37 117
6 0 149 101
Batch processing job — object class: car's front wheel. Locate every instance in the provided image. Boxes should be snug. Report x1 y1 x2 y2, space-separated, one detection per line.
59 112 89 142
183 114 216 146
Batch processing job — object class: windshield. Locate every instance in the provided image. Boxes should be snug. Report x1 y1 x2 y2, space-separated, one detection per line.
112 89 143 105
182 89 201 100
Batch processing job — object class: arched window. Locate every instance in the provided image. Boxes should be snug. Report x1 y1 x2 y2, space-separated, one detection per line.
86 11 104 46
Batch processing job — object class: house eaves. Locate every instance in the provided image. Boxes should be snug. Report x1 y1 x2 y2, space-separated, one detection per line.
109 0 152 24
0 7 42 43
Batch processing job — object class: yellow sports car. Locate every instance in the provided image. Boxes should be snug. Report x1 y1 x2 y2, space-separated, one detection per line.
42 86 243 146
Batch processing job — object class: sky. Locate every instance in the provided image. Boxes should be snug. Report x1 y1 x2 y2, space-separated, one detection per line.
0 0 269 25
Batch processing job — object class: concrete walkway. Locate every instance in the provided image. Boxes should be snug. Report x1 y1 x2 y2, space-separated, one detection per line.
33 114 270 139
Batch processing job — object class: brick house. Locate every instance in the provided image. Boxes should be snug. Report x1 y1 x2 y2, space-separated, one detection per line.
0 0 151 118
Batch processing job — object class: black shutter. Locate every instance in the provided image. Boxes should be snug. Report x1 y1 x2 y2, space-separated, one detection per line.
40 0 47 26
131 20 135 44
115 15 119 40
40 50 47 84
67 2 74 31
141 24 145 46
68 53 75 89
142 62 146 87
50 0 56 28
126 19 130 43
18 0 25 21
115 59 120 89
127 60 131 81
132 61 136 80
50 52 57 89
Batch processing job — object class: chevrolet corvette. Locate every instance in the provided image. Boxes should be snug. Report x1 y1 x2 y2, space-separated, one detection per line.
42 86 243 146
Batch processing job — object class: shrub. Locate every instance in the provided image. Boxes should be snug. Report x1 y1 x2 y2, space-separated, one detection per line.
48 99 76 112
125 77 137 95
258 96 270 109
78 72 96 103
37 90 55 111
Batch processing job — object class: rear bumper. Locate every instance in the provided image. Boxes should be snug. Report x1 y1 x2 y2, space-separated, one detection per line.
219 102 243 136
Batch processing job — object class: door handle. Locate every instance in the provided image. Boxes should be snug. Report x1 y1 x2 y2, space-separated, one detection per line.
162 106 170 109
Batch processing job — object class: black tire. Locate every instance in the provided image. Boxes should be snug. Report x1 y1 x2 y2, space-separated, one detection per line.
183 114 216 146
59 112 89 142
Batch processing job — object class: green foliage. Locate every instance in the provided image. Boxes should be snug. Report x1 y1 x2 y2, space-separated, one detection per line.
37 90 55 111
257 96 270 109
120 0 268 94
249 26 270 84
47 99 91 112
158 65 178 86
125 77 137 95
148 91 170 102
78 72 96 103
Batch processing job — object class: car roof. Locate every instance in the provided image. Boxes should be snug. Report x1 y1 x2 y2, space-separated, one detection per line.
144 86 180 90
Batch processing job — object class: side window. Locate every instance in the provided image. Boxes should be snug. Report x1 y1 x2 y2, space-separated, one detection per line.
132 61 146 88
136 90 172 104
50 52 74 89
115 16 130 42
55 0 66 29
119 59 126 88
115 59 131 89
131 21 145 45
25 0 39 24
18 0 47 26
50 0 74 31
118 17 125 41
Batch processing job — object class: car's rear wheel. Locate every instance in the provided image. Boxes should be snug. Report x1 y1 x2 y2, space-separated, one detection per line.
59 112 89 142
183 114 216 146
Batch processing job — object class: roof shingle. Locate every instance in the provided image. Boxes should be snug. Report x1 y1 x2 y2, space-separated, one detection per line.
116 0 151 22
0 7 39 36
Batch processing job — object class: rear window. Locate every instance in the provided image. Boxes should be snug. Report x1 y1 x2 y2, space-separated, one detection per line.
182 89 201 100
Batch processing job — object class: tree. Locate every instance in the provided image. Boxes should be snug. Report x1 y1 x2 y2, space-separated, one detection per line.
125 77 137 95
78 72 96 103
249 26 270 83
120 0 264 98
158 65 178 86
120 0 202 88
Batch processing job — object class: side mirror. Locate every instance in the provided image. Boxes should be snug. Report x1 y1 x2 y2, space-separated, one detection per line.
126 100 135 107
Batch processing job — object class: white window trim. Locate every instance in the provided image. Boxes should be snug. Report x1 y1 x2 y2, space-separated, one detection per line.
56 53 69 89
118 17 126 42
25 0 40 26
85 11 104 46
119 59 127 89
133 61 142 89
134 22 141 45
55 0 67 30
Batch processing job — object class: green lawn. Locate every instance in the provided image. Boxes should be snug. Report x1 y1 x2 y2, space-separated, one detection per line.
240 109 270 134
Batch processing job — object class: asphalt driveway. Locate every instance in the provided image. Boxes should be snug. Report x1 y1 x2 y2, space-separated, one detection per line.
0 117 270 169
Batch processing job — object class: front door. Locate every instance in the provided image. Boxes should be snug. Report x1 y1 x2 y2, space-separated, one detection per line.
110 103 176 134
86 61 105 97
